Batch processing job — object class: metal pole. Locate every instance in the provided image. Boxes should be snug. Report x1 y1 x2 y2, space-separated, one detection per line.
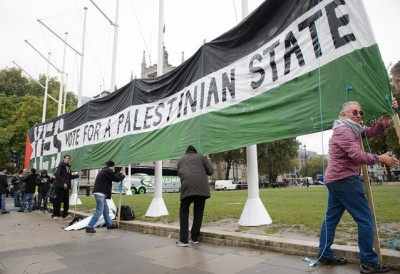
304 145 309 187
110 0 119 92
25 40 61 73
145 0 168 217
63 73 68 114
42 53 51 123
57 32 68 116
239 0 271 226
77 7 88 108
12 61 44 88
37 19 82 56
12 61 59 104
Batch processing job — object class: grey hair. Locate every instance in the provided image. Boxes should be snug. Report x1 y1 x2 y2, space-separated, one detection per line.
390 61 400 78
339 101 360 118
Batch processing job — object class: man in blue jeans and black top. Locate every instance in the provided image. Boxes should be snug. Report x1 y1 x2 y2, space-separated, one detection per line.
86 160 125 233
318 100 398 273
176 145 214 246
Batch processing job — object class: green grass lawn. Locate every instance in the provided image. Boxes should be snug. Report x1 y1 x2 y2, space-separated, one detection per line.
76 185 400 230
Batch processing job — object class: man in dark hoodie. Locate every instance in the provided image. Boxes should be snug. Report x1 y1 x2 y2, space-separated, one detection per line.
37 170 53 212
11 170 22 207
53 155 80 219
176 145 214 247
86 160 125 233
18 168 37 212
0 167 9 214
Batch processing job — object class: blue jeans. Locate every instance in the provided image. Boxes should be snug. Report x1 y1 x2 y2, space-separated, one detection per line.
21 193 34 211
14 190 20 206
318 176 377 264
1 194 6 212
87 194 112 229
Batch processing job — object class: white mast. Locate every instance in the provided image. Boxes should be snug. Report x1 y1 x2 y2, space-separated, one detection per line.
43 53 51 123
63 73 68 114
90 0 119 92
146 0 169 217
239 0 272 226
57 32 68 116
110 0 119 91
77 7 88 107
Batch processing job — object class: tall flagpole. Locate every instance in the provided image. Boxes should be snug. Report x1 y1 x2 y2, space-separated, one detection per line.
238 0 272 226
42 53 51 123
110 0 119 92
145 0 168 217
77 7 88 107
63 73 68 114
57 32 68 116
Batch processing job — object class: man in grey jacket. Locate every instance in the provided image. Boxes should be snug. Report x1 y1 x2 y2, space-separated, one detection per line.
176 145 214 247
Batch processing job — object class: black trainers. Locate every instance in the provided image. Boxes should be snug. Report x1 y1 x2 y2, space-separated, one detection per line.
86 228 96 233
360 262 390 273
107 225 118 230
319 255 348 265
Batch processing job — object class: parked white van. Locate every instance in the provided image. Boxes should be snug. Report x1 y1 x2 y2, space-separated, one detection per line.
215 180 236 191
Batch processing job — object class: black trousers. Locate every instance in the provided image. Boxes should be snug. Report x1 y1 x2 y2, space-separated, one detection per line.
179 195 206 243
52 188 69 217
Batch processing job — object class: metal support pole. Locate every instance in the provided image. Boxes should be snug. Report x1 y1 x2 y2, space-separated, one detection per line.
145 0 168 218
42 53 51 123
239 0 271 226
57 32 68 116
77 7 88 107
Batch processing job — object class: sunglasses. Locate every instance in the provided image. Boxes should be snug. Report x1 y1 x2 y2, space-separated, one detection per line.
351 110 364 117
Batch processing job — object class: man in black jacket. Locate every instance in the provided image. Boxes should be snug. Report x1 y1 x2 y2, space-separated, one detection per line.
37 170 53 212
53 155 80 219
18 168 37 212
86 160 125 233
0 167 9 214
11 170 22 207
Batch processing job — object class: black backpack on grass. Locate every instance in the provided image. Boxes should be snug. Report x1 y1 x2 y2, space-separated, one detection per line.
119 205 135 221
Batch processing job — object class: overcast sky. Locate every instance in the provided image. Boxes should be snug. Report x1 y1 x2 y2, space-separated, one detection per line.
1 0 399 154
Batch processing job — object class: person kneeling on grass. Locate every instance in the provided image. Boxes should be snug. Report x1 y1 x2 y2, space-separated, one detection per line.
86 160 125 233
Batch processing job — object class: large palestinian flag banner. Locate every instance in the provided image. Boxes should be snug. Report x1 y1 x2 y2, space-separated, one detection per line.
26 0 392 172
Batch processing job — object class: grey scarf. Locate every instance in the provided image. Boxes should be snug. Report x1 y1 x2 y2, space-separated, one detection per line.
332 118 364 137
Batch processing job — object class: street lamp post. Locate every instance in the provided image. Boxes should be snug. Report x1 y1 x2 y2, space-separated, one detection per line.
304 144 309 187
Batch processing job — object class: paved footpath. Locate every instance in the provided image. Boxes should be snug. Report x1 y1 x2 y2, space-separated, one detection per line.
1 197 399 274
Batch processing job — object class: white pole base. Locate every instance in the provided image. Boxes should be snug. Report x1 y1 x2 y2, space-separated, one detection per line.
145 197 169 217
69 193 82 205
69 179 82 205
238 197 272 226
125 188 133 195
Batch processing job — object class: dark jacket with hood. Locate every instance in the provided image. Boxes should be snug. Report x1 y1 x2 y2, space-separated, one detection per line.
92 166 125 199
11 174 21 191
55 162 78 189
0 171 8 195
177 146 214 200
37 171 51 193
21 170 38 194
